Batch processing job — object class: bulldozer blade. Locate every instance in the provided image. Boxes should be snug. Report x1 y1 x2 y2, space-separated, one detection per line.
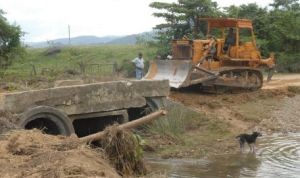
144 60 193 88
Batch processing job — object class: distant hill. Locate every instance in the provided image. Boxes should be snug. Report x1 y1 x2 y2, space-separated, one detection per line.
107 34 138 45
27 32 155 48
27 35 119 48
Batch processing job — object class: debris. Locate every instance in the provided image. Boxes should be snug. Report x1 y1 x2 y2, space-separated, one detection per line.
80 110 167 143
99 125 147 176
0 111 19 134
0 110 167 177
0 129 120 178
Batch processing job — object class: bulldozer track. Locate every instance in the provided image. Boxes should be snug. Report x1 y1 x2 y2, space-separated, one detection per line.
202 68 263 93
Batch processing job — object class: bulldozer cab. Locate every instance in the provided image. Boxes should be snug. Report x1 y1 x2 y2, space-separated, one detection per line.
172 19 261 60
203 18 260 60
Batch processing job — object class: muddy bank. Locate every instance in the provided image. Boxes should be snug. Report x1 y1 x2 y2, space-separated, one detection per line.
144 84 300 159
0 129 120 178
0 126 149 178
170 86 300 133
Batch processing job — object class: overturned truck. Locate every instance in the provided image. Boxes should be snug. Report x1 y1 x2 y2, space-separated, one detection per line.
0 80 169 137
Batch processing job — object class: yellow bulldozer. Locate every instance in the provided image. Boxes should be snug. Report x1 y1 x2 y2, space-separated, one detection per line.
144 18 275 92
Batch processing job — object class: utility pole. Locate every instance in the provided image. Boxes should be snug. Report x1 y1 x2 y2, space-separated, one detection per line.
68 25 71 45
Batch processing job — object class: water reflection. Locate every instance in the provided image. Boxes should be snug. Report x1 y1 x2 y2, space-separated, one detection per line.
147 133 300 178
147 153 261 178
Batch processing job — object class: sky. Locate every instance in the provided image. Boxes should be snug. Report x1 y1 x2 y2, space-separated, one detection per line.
0 0 274 42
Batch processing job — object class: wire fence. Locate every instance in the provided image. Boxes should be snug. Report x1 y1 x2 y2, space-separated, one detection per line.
1 61 119 79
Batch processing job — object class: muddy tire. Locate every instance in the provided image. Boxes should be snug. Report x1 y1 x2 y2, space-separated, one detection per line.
19 106 75 136
146 97 166 111
127 97 166 121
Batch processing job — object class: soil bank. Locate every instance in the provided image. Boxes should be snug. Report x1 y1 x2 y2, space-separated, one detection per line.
144 74 300 159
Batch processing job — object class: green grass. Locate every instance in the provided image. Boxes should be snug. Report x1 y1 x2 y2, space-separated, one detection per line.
1 44 158 81
143 103 233 158
145 106 188 140
145 102 232 139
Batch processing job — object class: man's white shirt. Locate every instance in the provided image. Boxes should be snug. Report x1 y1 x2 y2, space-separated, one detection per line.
132 57 144 69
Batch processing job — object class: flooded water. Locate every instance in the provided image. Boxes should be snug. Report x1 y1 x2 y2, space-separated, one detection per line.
147 133 300 178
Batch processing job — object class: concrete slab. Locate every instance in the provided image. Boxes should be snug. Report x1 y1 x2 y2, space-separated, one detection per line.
0 80 169 115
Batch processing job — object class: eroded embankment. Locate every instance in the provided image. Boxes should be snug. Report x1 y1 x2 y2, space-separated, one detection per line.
0 129 120 178
144 78 300 159
170 86 300 133
0 126 148 178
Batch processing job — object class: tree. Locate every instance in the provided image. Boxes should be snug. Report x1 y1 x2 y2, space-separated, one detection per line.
265 0 300 72
0 9 24 68
270 0 300 10
267 0 300 52
150 0 221 39
149 0 221 56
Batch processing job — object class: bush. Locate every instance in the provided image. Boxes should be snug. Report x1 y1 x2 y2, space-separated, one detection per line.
0 10 24 69
144 105 202 140
276 52 300 73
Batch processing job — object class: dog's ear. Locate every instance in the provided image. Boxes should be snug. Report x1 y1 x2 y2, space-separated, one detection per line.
253 131 261 134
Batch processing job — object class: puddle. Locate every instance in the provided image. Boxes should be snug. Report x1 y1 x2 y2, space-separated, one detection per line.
147 133 300 178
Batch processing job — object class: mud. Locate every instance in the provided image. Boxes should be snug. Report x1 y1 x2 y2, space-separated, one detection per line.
169 74 300 133
0 129 120 178
139 74 300 178
145 74 300 160
0 74 299 177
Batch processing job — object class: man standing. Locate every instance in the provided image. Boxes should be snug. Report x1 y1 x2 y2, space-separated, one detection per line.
132 52 144 79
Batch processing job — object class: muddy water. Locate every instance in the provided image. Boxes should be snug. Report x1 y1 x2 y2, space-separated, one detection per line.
147 133 300 178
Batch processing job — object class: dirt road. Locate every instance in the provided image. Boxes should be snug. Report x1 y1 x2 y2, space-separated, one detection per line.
263 73 300 89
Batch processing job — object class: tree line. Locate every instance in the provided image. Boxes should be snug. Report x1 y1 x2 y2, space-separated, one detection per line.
0 10 23 69
150 0 300 72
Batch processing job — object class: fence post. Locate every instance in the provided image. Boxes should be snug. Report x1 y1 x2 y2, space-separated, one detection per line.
113 61 118 75
78 61 86 74
30 63 37 76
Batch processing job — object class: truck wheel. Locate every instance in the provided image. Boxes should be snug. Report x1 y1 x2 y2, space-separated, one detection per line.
146 97 166 112
19 106 75 136
127 97 166 121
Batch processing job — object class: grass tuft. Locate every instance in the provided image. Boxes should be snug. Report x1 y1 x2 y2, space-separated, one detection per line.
145 106 186 140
